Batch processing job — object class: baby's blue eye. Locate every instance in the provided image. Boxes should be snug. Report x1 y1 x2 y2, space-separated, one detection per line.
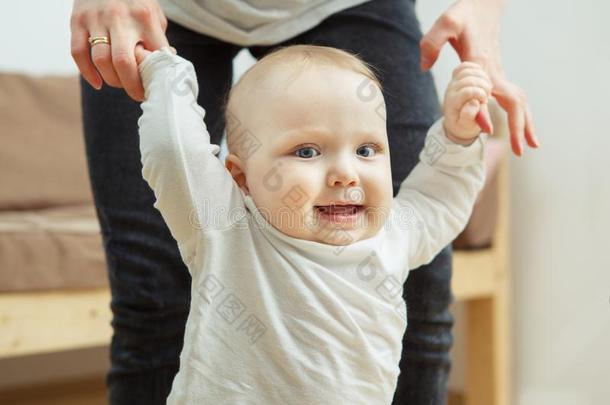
294 147 319 159
357 145 377 157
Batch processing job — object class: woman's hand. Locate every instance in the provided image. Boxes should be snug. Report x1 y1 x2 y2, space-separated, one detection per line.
70 0 170 102
420 0 539 156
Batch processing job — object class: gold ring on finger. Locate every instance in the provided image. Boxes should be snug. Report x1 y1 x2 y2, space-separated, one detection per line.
88 36 110 47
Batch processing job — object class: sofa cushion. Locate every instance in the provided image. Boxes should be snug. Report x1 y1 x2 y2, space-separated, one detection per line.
0 73 93 210
0 204 108 292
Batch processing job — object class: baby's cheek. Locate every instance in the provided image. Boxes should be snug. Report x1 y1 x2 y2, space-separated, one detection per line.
258 175 310 218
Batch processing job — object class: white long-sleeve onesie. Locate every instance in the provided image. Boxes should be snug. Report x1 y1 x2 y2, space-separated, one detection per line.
137 47 486 405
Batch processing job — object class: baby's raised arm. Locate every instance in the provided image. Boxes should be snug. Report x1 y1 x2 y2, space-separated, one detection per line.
137 46 245 270
394 62 491 270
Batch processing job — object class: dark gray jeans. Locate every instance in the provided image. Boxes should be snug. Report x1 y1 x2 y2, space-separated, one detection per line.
79 0 454 403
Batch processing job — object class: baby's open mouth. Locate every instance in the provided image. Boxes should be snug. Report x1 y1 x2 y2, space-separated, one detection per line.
314 205 365 226
315 204 363 214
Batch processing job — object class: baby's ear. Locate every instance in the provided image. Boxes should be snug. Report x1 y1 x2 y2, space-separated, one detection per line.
225 154 249 195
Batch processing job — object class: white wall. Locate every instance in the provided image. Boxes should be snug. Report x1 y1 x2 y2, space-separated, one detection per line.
2 1 609 403
0 1 75 75
416 1 610 404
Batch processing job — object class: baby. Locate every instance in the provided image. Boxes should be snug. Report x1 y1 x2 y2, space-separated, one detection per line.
135 44 489 404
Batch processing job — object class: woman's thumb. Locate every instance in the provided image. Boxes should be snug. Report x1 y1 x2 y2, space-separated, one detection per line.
420 16 456 71
475 102 494 135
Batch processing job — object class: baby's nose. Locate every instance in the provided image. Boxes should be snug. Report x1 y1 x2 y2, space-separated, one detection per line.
328 166 359 187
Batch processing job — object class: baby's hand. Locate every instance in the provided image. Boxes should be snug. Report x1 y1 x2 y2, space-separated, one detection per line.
134 43 177 66
443 61 493 144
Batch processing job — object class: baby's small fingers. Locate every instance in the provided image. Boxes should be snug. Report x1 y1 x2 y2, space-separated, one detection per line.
451 67 492 86
459 99 480 122
452 86 489 107
134 43 145 64
452 76 493 97
134 43 152 66
451 61 484 79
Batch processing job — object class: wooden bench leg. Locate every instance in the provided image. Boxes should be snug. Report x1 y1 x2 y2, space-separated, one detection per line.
464 279 511 405
465 297 494 405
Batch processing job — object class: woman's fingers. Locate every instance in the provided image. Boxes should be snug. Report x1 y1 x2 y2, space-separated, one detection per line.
115 3 171 101
109 24 144 101
499 85 525 156
475 102 493 134
88 15 122 88
493 79 537 156
156 4 169 33
420 12 465 71
523 102 540 147
70 0 171 102
70 13 102 90
509 105 525 156
139 13 172 52
120 6 171 101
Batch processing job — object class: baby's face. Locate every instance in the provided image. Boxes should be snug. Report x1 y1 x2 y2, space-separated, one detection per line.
225 64 393 245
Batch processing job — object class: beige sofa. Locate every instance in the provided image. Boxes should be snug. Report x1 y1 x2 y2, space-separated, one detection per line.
0 73 107 292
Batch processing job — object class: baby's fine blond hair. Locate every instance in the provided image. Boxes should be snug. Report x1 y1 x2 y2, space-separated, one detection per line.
222 44 383 156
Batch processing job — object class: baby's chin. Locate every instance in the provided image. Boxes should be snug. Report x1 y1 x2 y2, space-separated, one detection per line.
315 226 381 246
304 220 381 246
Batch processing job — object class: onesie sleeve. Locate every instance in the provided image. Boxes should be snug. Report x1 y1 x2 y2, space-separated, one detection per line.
137 47 245 270
393 117 486 271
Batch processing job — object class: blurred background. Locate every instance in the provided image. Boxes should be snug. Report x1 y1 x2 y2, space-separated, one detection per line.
0 1 608 404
